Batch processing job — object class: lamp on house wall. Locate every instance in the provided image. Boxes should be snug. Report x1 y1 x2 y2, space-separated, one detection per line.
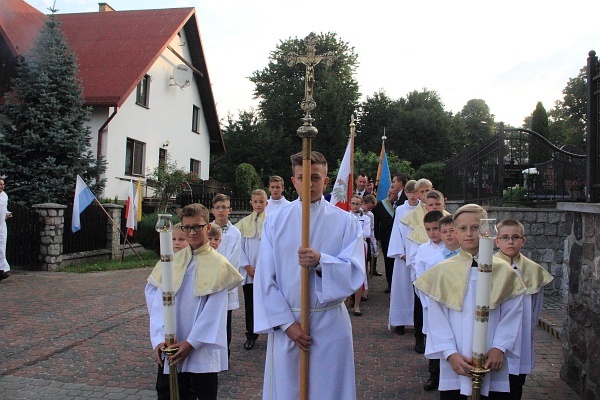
162 140 170 148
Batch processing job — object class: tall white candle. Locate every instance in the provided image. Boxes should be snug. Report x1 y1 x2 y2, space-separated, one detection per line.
156 214 177 345
472 219 497 368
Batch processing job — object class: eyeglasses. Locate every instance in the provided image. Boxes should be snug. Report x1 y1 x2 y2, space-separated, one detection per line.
180 224 207 233
350 202 363 206
497 235 524 242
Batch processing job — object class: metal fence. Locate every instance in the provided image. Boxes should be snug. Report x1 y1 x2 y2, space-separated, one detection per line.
445 125 587 206
63 203 108 253
176 193 254 211
6 202 40 269
587 50 600 202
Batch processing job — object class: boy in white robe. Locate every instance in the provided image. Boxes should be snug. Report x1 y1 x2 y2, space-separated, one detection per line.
494 219 553 400
145 203 243 400
388 180 419 333
265 175 290 215
414 204 525 399
211 194 242 359
254 151 365 400
235 189 268 350
415 214 458 391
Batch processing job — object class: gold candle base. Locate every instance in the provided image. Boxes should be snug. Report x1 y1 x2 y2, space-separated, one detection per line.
161 346 181 400
470 366 491 400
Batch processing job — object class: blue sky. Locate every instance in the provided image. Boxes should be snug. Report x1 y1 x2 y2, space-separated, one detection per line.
28 0 600 129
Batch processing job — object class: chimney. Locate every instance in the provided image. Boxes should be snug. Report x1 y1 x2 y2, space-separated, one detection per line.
98 3 115 12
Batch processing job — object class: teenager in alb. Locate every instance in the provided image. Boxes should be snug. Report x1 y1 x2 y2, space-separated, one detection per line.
265 175 290 215
253 151 365 400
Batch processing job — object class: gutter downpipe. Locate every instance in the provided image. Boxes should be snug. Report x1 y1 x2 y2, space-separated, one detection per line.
97 107 119 180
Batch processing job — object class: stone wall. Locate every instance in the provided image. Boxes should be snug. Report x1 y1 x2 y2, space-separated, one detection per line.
558 203 600 400
31 203 127 271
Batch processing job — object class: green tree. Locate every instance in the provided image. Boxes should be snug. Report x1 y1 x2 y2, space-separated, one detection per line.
356 90 401 152
528 102 552 165
547 67 586 149
392 89 455 167
0 13 105 205
146 157 194 212
456 99 495 149
235 163 263 196
250 32 360 167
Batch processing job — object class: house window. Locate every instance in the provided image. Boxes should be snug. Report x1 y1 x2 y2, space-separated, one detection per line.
136 75 150 107
190 159 200 176
192 105 201 133
125 138 146 176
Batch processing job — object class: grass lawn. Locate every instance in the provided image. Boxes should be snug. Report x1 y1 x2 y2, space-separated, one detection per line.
59 250 159 273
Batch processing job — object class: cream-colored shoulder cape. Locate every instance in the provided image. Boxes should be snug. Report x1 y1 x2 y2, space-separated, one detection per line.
413 249 525 311
407 210 452 245
401 204 425 229
148 242 243 297
235 211 266 238
494 252 553 295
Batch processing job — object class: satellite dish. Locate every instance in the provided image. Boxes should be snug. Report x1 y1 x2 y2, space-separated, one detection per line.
171 64 192 89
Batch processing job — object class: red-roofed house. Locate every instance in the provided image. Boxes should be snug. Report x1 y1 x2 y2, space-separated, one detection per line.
0 1 224 200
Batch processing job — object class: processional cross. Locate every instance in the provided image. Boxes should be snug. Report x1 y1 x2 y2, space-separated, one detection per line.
286 33 335 400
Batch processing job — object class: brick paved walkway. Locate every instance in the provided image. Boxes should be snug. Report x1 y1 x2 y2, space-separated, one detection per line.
0 266 579 399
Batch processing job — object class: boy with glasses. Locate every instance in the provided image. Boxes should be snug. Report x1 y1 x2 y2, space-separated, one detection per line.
494 219 553 400
145 203 242 400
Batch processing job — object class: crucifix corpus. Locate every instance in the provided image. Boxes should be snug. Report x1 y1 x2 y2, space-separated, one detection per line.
286 32 335 400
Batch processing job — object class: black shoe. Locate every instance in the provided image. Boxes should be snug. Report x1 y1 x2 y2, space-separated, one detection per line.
395 326 405 335
361 296 368 302
373 270 382 276
414 341 425 354
244 338 256 350
423 376 439 391
384 286 391 293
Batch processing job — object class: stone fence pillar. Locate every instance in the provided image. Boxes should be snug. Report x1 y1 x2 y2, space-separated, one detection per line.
558 202 600 400
32 203 67 271
102 204 123 259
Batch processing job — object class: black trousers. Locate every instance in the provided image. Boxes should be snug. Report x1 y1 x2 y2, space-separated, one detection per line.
227 309 232 358
243 284 258 340
381 241 394 287
440 390 507 400
508 373 527 400
156 366 218 400
429 358 440 376
413 291 424 341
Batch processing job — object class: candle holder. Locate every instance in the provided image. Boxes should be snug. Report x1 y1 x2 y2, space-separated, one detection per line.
156 214 180 400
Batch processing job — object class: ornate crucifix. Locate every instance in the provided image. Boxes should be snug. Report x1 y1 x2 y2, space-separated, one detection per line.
286 33 335 400
286 33 336 138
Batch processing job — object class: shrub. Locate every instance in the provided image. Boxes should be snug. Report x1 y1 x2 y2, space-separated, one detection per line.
413 162 445 193
136 212 181 253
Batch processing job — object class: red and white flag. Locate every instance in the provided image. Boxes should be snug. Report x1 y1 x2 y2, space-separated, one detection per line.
125 180 138 236
330 139 353 211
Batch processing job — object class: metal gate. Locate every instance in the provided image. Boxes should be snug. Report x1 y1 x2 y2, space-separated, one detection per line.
6 203 41 269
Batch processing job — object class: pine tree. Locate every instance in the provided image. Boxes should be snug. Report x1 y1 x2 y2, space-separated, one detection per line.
0 13 105 205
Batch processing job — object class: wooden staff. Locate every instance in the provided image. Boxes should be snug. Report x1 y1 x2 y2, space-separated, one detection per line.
92 197 143 262
286 33 335 400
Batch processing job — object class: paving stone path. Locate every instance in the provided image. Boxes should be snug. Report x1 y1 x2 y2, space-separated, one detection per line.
0 264 579 399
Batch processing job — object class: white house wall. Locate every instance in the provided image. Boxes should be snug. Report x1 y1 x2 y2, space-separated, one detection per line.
89 28 212 201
